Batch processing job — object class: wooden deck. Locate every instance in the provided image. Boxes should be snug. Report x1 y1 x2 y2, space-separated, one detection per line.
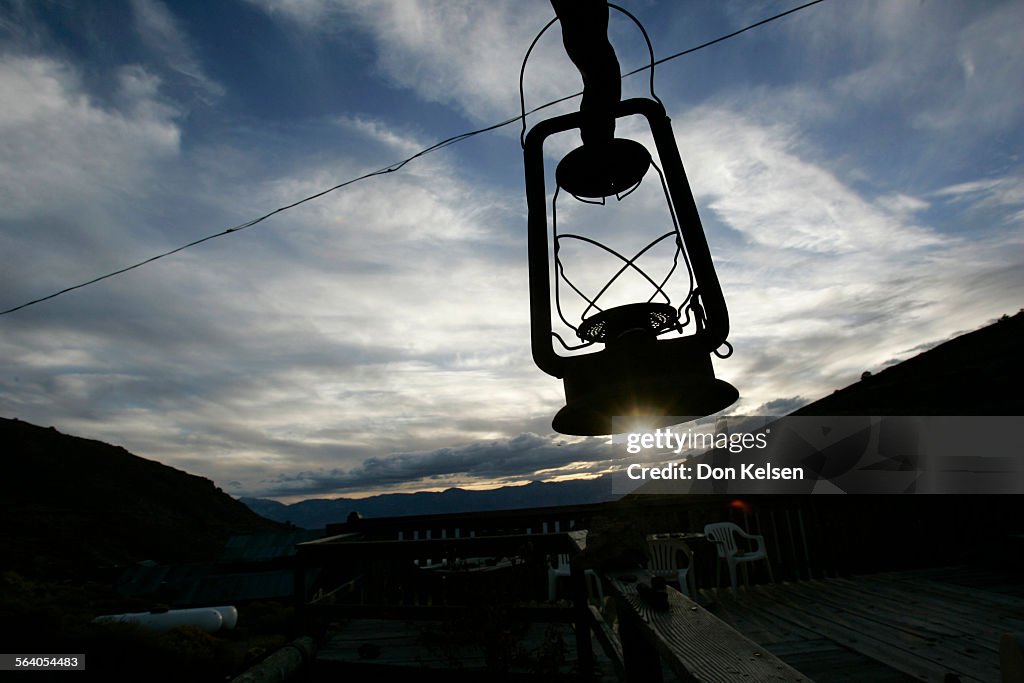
298 530 613 681
312 617 622 682
292 503 1024 681
701 567 1024 682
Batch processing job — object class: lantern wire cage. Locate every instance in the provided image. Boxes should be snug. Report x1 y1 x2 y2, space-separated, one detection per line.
550 157 699 352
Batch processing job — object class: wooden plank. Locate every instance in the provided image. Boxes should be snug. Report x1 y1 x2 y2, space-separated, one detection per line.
318 620 483 668
749 582 995 682
326 620 419 643
819 577 1018 651
880 566 1024 594
315 618 598 682
588 604 624 680
609 572 811 682
766 637 851 658
719 587 925 681
783 580 973 640
776 580 1000 676
321 642 486 668
738 584 939 681
766 638 917 683
307 602 577 622
706 587 822 645
850 575 1024 641
866 572 1024 616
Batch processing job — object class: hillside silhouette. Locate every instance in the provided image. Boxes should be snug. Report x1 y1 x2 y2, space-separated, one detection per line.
796 310 1024 416
0 417 282 577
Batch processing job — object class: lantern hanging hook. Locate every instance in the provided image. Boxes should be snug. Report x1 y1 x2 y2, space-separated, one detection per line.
519 2 663 149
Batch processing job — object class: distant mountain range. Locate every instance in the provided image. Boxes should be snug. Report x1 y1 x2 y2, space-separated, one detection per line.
0 417 281 577
241 475 619 530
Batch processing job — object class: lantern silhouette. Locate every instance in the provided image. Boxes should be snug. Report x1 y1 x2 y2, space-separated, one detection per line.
523 97 738 435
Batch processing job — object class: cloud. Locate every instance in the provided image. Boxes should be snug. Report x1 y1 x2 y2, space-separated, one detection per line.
242 0 342 28
933 175 1024 224
258 432 613 496
0 57 180 217
806 1 1024 137
334 115 426 156
247 0 581 124
754 397 810 416
916 1 1024 133
0 55 183 316
130 0 225 102
676 107 942 254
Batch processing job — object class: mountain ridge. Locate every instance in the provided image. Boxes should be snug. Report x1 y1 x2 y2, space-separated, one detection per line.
241 476 618 529
0 416 282 576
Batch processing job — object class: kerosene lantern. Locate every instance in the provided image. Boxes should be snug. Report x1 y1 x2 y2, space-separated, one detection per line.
523 95 738 435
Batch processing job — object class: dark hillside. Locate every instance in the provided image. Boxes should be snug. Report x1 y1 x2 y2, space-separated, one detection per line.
0 417 282 577
792 312 1024 571
796 310 1024 416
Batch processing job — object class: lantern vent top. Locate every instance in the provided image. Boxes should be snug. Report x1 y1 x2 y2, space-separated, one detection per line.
555 137 651 200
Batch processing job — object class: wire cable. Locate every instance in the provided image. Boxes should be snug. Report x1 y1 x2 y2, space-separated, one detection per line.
1 0 830 318
623 0 829 79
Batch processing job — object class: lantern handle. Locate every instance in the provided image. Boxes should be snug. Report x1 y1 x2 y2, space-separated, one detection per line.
550 0 620 146
607 3 663 109
518 16 559 149
520 2 663 148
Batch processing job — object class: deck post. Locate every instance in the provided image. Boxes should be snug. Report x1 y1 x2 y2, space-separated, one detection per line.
616 593 663 683
293 556 307 636
570 552 595 680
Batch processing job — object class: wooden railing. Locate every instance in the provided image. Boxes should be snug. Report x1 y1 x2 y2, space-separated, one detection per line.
294 530 596 677
324 501 605 541
606 570 810 682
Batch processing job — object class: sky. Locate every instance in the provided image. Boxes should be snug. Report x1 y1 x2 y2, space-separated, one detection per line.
1 0 1022 502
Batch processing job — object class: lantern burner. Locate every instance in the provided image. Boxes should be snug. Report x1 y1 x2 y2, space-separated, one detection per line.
577 302 678 344
555 138 651 199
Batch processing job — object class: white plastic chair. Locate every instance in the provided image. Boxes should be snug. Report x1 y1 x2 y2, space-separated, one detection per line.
646 539 696 598
703 522 774 591
548 554 603 603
